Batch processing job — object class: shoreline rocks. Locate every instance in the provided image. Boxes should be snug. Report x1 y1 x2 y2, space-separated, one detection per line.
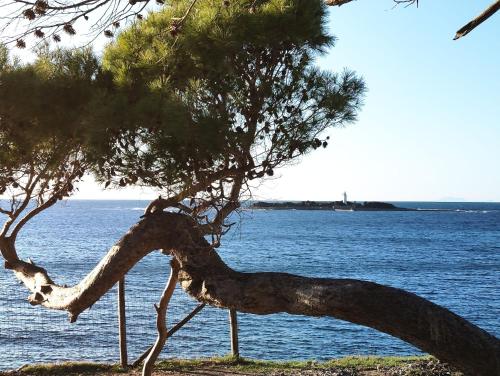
250 201 413 211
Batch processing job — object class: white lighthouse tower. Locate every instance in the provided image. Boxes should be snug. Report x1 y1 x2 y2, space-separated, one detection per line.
343 192 347 205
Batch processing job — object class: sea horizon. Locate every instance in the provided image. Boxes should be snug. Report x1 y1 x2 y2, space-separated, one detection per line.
34 198 500 203
1 200 498 369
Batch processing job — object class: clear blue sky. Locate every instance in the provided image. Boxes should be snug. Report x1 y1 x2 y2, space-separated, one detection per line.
249 1 500 202
13 1 500 202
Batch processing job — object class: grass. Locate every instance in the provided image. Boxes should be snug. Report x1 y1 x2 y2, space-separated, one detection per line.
3 362 123 375
1 355 456 375
154 354 434 371
324 355 433 368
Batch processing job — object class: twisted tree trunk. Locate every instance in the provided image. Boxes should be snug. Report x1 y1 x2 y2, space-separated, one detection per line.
1 211 499 375
142 261 179 376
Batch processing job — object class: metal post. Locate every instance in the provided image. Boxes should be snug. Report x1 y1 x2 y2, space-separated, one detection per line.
118 278 128 368
229 309 239 358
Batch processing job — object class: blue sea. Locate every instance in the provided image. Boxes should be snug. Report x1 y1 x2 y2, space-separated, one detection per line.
0 201 499 370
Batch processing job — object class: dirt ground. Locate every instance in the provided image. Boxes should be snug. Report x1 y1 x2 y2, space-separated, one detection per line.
3 358 461 376
105 365 456 376
111 362 457 376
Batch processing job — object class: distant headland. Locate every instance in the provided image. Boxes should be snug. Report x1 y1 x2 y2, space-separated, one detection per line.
250 200 413 211
250 193 413 211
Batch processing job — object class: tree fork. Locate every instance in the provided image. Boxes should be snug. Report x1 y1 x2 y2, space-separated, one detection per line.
132 302 206 368
1 211 498 375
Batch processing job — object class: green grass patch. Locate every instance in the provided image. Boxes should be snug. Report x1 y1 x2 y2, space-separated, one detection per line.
1 362 125 375
156 356 319 372
324 355 434 368
2 355 449 375
155 355 435 372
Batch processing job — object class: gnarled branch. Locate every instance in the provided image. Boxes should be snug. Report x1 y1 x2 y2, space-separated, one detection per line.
1 211 497 375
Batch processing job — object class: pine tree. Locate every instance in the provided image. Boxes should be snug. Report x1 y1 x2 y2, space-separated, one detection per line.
0 2 498 376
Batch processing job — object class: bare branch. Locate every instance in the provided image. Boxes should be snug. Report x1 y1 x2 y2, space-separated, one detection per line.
324 0 355 5
0 0 155 45
8 195 58 242
142 166 247 216
199 174 244 238
326 0 417 7
326 0 500 40
142 259 179 376
0 208 12 216
454 0 500 40
0 164 37 237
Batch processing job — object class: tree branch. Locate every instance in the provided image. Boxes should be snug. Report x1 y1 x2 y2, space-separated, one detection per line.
142 167 246 217
324 0 356 5
142 260 179 376
454 0 500 40
198 174 244 237
0 164 36 238
0 208 12 216
8 196 58 242
326 0 499 40
132 302 206 368
1 211 497 375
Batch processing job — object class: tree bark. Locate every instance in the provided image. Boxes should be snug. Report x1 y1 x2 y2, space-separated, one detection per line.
142 260 179 376
454 0 500 40
132 303 205 368
1 211 499 375
1 214 182 322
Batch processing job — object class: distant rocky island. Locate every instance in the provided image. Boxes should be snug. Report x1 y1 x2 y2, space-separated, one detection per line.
250 200 413 211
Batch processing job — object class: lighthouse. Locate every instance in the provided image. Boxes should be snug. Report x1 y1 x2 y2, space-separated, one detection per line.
343 192 347 205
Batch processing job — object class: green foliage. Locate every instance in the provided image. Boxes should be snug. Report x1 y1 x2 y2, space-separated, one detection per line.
99 0 364 194
0 48 98 141
1 0 365 223
105 0 333 87
0 48 98 199
0 45 8 71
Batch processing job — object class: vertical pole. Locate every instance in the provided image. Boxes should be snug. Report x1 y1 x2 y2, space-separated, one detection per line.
229 309 239 358
118 278 128 368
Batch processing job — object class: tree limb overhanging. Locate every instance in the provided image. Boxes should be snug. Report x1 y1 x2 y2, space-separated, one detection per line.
454 0 500 40
1 2 499 376
326 0 499 40
1 211 498 375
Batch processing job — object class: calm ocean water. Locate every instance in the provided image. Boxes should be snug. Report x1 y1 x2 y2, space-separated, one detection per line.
0 201 499 370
